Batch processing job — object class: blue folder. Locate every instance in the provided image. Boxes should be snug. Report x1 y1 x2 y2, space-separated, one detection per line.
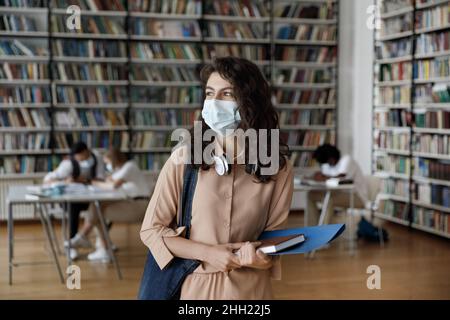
258 224 346 255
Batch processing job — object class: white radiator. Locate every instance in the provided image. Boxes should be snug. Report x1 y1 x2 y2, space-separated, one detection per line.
0 177 42 221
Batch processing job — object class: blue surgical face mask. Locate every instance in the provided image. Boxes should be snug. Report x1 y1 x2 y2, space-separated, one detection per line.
201 99 241 136
79 156 94 169
106 163 113 173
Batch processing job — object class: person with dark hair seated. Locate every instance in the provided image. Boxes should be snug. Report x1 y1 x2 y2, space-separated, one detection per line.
307 144 368 226
44 141 105 259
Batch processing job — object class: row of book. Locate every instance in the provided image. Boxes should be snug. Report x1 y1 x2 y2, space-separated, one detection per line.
414 157 450 180
0 0 46 7
381 178 409 198
54 63 127 81
55 86 127 104
415 2 450 30
0 133 49 151
289 151 316 168
414 109 450 129
380 200 409 221
281 130 335 147
413 56 450 80
380 14 412 37
377 86 411 104
134 153 170 171
53 40 127 58
274 68 333 84
131 109 200 126
412 206 450 234
376 38 411 60
54 109 126 127
0 109 50 128
131 131 173 149
381 0 412 13
374 109 410 127
53 131 128 150
375 155 411 174
0 14 39 32
133 20 200 38
416 30 450 55
53 0 125 11
278 110 334 126
414 183 450 207
274 2 335 19
274 89 336 105
130 0 200 14
276 25 337 41
274 47 337 63
51 15 125 35
131 87 202 104
0 39 47 57
0 155 55 174
413 134 450 155
414 84 450 103
131 43 201 61
206 22 266 39
0 86 50 104
375 131 410 151
378 61 412 82
130 66 199 82
205 0 268 17
0 62 48 80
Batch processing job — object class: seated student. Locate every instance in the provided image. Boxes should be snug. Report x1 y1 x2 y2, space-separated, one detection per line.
307 144 369 226
43 142 105 259
71 147 151 262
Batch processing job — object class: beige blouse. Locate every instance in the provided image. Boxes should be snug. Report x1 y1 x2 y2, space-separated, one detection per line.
140 144 294 300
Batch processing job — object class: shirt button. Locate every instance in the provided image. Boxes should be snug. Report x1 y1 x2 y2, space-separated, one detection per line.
224 192 232 199
224 221 230 228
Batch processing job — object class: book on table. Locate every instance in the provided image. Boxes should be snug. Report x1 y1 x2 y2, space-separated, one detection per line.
257 234 306 254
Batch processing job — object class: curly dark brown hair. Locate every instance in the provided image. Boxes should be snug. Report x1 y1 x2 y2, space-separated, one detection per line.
188 57 289 183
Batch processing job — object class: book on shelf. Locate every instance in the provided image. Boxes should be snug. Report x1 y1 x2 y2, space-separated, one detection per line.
412 206 449 234
0 86 51 104
416 30 450 56
53 0 125 11
53 63 127 81
130 65 199 82
0 132 50 151
377 86 411 104
274 1 335 19
274 46 337 63
0 155 54 174
414 157 450 180
274 68 333 85
51 15 125 35
0 62 48 80
0 0 47 8
375 131 410 151
381 0 412 13
380 199 409 220
413 133 450 155
132 131 173 149
379 61 412 82
53 39 127 58
415 2 450 30
415 84 450 103
374 109 410 127
131 87 202 104
414 109 450 128
375 154 411 175
280 130 335 147
131 19 200 38
381 178 409 198
206 22 266 40
134 153 170 171
414 56 450 80
289 151 316 168
0 109 50 128
414 182 450 207
55 86 127 104
276 25 337 41
54 108 126 128
202 44 268 62
131 43 201 60
376 38 412 60
274 88 336 105
279 109 334 126
0 14 39 32
53 131 128 150
380 14 413 37
132 109 200 126
205 0 268 17
0 39 48 57
129 0 201 15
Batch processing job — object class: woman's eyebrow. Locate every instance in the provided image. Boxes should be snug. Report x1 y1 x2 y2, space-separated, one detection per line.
218 86 233 91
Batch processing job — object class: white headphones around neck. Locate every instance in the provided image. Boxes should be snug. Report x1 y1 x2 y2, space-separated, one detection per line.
212 152 259 176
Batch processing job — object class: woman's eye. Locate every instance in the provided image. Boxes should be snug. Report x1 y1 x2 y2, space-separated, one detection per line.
224 92 233 97
206 91 214 96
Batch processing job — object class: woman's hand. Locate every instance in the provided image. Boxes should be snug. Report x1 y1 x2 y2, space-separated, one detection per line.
235 242 273 270
203 243 244 272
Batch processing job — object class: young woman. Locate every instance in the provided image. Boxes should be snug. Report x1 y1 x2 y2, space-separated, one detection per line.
69 148 151 262
140 57 294 299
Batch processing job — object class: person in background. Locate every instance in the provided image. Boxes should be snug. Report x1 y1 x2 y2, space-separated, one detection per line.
306 143 368 226
71 147 151 262
43 141 105 259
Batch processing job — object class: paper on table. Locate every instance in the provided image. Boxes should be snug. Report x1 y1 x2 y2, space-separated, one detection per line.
258 224 346 255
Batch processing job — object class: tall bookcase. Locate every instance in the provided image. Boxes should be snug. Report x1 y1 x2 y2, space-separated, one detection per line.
1 0 339 179
373 0 450 239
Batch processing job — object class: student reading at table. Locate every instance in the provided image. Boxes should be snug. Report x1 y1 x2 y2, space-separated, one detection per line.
307 144 368 226
43 142 105 259
72 148 151 262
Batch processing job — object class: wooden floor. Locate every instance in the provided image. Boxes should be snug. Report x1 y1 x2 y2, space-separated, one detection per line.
0 211 449 299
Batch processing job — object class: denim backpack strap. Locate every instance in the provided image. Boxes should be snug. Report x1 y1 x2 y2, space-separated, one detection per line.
137 164 200 300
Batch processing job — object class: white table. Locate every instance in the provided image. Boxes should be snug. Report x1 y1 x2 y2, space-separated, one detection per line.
6 185 130 285
294 182 356 256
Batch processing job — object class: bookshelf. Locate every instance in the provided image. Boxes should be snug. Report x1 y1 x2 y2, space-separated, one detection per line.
373 0 450 238
1 0 339 178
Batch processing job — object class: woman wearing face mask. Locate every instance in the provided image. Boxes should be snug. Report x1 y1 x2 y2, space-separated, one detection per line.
139 57 293 299
71 148 151 262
